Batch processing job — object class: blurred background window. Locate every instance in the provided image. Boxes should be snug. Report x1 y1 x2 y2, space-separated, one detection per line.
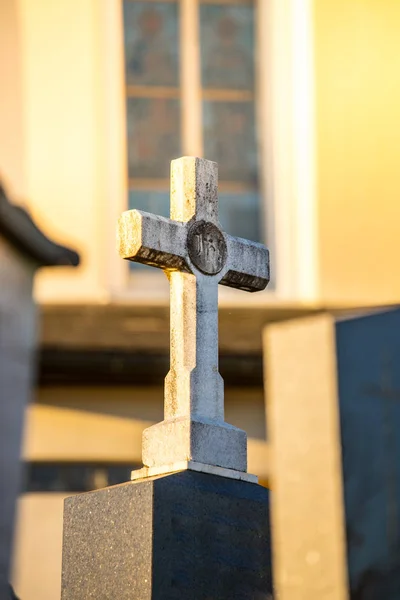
123 0 261 274
23 463 140 493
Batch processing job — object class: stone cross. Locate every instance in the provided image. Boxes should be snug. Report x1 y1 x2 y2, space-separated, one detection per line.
118 157 270 480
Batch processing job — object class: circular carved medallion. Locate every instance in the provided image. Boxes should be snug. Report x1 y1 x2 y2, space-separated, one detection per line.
187 220 227 275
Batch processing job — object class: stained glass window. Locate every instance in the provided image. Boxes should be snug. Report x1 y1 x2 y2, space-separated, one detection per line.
128 189 170 219
200 4 254 90
122 0 263 275
203 101 258 185
123 1 181 270
127 98 181 179
124 2 179 87
218 191 261 242
200 1 260 242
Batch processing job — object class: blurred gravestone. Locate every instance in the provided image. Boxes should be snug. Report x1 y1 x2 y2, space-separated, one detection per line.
265 309 400 600
0 184 78 599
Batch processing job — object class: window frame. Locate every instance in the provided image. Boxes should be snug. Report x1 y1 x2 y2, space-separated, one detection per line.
102 0 317 304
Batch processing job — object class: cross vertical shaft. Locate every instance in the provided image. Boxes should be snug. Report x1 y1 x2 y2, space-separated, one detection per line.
165 158 223 422
165 272 223 421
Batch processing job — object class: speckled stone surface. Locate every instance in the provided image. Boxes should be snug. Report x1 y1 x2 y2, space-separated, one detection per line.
61 470 272 599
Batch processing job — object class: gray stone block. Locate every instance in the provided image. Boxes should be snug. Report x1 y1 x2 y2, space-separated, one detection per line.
61 470 272 599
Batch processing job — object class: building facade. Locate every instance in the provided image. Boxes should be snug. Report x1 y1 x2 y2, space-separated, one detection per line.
1 0 400 598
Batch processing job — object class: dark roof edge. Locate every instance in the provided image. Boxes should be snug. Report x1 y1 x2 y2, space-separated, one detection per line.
0 184 79 267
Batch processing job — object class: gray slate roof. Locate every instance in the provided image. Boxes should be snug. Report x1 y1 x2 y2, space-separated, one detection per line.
0 184 79 267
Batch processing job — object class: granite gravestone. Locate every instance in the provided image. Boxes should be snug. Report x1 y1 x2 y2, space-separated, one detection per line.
61 157 272 599
265 309 400 600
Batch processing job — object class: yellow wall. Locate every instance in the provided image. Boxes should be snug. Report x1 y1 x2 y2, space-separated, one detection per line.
0 0 26 198
315 0 400 305
0 0 127 303
19 0 107 301
23 386 269 474
12 494 67 600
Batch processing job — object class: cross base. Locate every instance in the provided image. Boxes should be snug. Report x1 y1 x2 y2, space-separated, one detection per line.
141 416 247 473
131 460 258 484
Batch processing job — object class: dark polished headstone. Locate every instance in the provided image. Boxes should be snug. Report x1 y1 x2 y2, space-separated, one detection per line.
61 470 272 599
336 309 400 598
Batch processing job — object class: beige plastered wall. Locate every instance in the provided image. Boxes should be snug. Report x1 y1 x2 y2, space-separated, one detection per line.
23 385 268 469
6 0 400 308
1 0 127 303
314 0 400 306
12 493 68 600
0 0 27 198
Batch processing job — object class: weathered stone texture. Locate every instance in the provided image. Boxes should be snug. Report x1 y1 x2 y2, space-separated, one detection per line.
118 157 270 476
142 416 247 472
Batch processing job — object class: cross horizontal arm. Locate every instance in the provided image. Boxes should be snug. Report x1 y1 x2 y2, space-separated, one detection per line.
118 209 190 272
220 235 270 292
